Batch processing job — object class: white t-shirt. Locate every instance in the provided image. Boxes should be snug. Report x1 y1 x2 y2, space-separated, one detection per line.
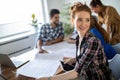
77 38 83 56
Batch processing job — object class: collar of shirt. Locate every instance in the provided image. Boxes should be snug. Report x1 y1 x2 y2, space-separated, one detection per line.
49 22 61 28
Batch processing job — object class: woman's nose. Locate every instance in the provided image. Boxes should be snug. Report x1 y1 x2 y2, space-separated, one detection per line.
81 21 86 26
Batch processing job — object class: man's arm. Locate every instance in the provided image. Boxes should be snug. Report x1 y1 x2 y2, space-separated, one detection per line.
37 40 48 53
37 24 48 53
37 39 43 52
51 37 64 44
45 37 64 45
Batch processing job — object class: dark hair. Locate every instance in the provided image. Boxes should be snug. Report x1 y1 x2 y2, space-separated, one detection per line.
91 16 109 43
49 9 60 18
90 0 103 7
70 2 91 19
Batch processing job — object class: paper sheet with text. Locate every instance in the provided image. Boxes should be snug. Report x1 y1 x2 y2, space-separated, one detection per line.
17 53 63 78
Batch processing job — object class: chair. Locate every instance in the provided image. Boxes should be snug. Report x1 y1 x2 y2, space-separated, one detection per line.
112 43 120 54
109 54 120 80
0 75 6 80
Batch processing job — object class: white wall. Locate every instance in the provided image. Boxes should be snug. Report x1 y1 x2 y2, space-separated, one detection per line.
63 0 88 4
47 0 64 12
43 0 120 23
0 0 43 24
41 0 49 23
63 0 120 13
43 0 64 23
101 0 120 14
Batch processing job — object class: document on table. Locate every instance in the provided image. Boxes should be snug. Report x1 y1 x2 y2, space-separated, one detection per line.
17 53 63 78
35 52 63 60
43 41 76 58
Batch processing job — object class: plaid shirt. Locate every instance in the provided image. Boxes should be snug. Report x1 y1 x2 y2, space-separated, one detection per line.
75 32 111 80
38 22 64 43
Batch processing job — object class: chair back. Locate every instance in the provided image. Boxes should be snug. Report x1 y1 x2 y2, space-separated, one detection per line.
109 54 120 80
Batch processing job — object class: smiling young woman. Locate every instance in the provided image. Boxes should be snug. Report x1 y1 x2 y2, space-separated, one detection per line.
37 2 111 80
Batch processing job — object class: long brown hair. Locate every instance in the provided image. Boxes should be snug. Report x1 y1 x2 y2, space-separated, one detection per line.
91 16 109 43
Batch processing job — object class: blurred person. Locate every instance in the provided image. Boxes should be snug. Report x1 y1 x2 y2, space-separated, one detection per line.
37 9 64 53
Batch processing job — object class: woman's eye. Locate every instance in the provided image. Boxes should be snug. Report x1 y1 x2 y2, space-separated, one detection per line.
78 19 82 22
86 18 90 22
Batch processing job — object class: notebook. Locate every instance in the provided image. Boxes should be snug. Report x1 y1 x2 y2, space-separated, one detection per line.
0 54 29 68
70 33 78 40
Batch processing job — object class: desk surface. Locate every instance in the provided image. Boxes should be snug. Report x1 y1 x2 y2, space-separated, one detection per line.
0 41 76 80
0 49 36 80
0 50 63 80
0 65 63 80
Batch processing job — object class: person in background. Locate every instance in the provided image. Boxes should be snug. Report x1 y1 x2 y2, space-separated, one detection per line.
37 2 111 80
90 0 120 53
90 15 117 59
37 9 64 53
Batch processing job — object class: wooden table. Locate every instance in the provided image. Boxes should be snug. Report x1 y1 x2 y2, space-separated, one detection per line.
0 51 65 80
0 49 37 80
0 64 64 80
0 41 76 80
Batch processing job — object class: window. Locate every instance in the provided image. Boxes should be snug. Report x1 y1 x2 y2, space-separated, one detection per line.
0 0 44 24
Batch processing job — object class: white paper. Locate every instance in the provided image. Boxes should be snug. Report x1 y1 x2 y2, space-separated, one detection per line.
43 41 76 58
17 53 63 78
17 59 60 78
35 52 63 60
17 41 76 78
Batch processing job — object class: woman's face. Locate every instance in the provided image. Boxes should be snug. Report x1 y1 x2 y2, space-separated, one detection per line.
90 5 101 13
73 11 91 36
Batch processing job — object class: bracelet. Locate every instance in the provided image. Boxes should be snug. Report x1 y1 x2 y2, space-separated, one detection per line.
48 76 51 80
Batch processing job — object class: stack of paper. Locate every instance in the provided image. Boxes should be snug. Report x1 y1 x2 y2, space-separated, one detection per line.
17 53 63 78
43 41 76 58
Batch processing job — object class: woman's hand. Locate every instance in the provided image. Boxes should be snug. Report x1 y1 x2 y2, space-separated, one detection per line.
64 58 76 65
36 70 78 80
